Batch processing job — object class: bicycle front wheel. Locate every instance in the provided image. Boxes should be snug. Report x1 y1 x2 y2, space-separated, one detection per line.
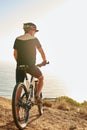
12 82 29 130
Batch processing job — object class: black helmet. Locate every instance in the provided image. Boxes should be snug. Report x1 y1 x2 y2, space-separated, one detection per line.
23 22 39 32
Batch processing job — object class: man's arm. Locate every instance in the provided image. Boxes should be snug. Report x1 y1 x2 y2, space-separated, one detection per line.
13 49 17 61
38 47 46 62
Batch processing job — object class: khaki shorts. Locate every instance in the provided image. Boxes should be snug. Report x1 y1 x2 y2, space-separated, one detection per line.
16 65 42 83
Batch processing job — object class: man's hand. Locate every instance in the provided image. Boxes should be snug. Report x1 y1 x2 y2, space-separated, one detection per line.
42 60 48 66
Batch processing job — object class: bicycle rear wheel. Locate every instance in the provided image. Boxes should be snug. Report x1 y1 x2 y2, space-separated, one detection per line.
37 92 43 115
12 82 29 130
34 83 43 115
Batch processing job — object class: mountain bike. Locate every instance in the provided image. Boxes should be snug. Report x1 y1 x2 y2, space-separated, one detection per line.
12 62 49 130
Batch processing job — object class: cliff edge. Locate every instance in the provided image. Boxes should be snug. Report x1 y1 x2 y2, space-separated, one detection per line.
0 96 87 130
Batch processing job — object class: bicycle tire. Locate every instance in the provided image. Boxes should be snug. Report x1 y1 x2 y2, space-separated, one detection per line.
37 92 43 115
34 83 43 115
12 82 29 130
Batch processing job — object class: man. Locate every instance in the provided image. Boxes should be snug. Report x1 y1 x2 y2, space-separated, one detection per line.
13 22 47 100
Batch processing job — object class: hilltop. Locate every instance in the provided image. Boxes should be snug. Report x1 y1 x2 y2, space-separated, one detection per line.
0 96 87 130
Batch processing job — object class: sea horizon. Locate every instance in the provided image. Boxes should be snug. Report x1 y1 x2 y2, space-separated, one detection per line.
0 61 67 100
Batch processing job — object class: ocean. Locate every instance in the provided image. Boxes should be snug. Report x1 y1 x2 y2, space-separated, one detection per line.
0 62 67 99
0 62 15 98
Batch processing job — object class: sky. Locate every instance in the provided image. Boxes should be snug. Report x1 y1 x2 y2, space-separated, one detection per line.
0 0 87 102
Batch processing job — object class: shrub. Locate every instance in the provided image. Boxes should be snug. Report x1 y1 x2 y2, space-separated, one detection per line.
56 96 81 107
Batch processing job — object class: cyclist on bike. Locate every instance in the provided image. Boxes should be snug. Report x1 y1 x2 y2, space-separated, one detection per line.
13 22 47 102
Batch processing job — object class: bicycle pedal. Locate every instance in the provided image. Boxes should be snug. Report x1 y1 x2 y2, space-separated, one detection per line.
17 116 20 121
31 101 35 106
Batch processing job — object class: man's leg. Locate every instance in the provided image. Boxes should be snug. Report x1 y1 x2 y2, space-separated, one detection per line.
27 65 43 97
16 68 25 83
36 75 44 96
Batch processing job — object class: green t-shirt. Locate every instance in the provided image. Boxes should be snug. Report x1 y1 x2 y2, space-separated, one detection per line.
13 33 41 66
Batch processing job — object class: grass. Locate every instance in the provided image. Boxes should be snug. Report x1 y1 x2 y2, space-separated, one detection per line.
43 96 87 113
56 96 81 107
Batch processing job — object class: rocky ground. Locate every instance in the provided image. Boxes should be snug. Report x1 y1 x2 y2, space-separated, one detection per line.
0 97 87 130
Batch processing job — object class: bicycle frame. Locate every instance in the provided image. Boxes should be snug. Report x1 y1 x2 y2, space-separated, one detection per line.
24 71 37 100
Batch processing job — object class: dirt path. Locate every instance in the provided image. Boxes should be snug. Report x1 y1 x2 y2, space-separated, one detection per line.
0 97 87 130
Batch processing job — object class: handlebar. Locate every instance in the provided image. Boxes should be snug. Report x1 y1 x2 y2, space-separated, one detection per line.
37 61 49 67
